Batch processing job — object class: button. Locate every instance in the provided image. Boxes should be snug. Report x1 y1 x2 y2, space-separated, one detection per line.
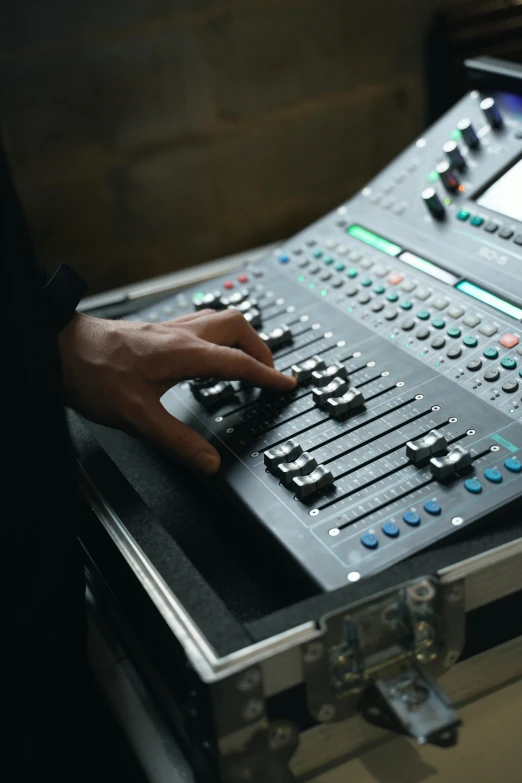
447 346 462 359
499 227 514 239
237 273 249 283
358 293 371 304
403 511 421 526
463 314 481 328
345 285 358 297
447 326 461 338
504 457 522 473
484 468 503 484
416 327 430 340
432 318 445 329
278 254 290 263
382 521 400 538
499 333 519 348
313 250 323 259
417 310 430 320
484 221 499 233
401 319 415 331
298 258 310 268
479 323 498 337
515 234 522 246
431 336 446 349
387 271 404 285
400 300 413 310
309 264 320 274
470 215 484 227
423 500 441 515
448 305 465 319
464 478 483 494
347 268 358 278
457 210 470 221
320 271 332 281
371 300 384 312
432 297 450 311
386 291 399 302
484 367 500 382
415 287 431 301
483 347 499 360
334 261 345 271
223 280 234 290
501 356 517 370
348 250 361 262
467 358 482 371
502 379 519 393
360 277 372 287
463 335 478 348
373 284 385 294
306 239 317 246
323 256 334 265
331 277 344 288
384 308 398 321
401 280 416 293
360 259 374 269
361 533 379 549
373 265 389 278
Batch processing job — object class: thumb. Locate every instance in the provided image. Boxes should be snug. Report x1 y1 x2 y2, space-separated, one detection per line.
134 400 221 475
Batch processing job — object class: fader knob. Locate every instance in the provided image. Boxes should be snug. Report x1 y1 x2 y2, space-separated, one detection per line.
406 429 447 463
421 187 445 220
264 440 303 472
293 465 334 499
430 445 472 480
442 140 466 170
456 118 479 149
436 161 460 192
277 453 318 485
480 97 503 129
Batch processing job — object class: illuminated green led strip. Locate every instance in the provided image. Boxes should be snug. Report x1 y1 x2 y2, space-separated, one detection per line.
456 280 522 320
346 225 402 257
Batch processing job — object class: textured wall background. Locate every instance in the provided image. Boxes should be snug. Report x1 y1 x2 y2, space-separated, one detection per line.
0 0 462 292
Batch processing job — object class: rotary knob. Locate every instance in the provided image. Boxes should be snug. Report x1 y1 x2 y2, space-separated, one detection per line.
480 97 503 129
421 187 445 220
436 161 460 192
443 140 466 170
456 118 479 149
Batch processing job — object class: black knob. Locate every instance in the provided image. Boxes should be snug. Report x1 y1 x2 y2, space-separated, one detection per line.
480 97 503 129
422 187 445 219
457 118 479 149
436 161 460 192
443 140 466 170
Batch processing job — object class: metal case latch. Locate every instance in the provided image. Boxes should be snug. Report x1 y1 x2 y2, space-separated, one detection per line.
302 576 465 746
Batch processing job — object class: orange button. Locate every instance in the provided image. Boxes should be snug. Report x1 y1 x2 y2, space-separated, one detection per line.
499 333 519 348
223 280 234 290
387 271 404 285
237 274 249 283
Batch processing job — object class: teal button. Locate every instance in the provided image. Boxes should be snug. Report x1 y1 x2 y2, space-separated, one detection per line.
400 300 413 310
417 310 430 320
470 215 484 227
504 457 522 473
464 478 483 494
347 268 358 278
447 326 461 338
373 284 385 294
457 210 470 221
483 347 499 359
501 356 517 370
360 277 372 287
386 291 399 302
484 468 502 484
463 335 478 348
313 250 323 258
432 318 445 329
335 261 345 271
323 256 334 265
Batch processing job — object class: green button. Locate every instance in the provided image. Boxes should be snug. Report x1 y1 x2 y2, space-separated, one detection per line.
483 347 498 359
360 277 372 287
335 262 345 271
428 170 439 183
313 250 323 258
373 284 385 294
470 216 484 227
417 310 430 320
432 318 445 329
323 256 334 265
347 268 358 278
400 300 413 310
386 291 399 302
447 326 461 338
501 356 517 370
457 210 470 221
463 335 478 348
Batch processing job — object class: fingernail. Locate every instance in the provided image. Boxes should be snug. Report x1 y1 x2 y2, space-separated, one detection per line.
196 450 221 474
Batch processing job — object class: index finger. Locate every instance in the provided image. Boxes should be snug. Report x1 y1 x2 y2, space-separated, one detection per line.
182 309 276 368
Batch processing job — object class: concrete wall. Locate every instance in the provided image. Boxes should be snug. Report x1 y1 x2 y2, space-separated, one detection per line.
0 0 461 292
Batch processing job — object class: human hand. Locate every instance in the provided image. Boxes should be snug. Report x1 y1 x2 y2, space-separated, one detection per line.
58 309 296 474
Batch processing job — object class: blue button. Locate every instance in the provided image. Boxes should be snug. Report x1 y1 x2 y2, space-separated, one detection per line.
403 510 421 526
423 500 441 515
464 478 483 494
484 468 503 484
504 457 521 473
279 254 290 263
470 216 484 227
361 533 379 549
382 521 400 538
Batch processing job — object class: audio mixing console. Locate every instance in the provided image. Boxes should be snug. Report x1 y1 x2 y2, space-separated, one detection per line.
129 59 522 591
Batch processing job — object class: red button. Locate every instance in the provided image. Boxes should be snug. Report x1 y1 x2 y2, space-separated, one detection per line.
387 271 404 285
237 274 249 283
499 333 519 348
223 280 234 290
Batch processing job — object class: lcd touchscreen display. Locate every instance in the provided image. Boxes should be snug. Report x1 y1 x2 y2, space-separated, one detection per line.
476 158 522 223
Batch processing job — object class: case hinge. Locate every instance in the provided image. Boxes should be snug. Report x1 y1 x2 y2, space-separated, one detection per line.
302 576 465 746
